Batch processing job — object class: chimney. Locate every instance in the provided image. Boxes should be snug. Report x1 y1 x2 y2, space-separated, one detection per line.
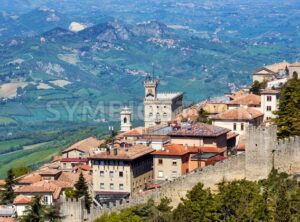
184 144 188 150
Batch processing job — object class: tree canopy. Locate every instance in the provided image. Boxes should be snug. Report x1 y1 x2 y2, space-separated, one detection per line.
274 78 300 138
95 169 300 222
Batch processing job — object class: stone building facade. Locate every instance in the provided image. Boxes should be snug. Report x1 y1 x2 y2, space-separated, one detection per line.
144 77 183 128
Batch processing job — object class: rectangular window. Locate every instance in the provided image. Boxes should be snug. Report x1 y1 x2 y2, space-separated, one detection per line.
172 160 177 166
267 106 272 111
110 183 114 190
109 171 114 177
172 171 177 178
100 171 104 177
233 123 237 131
43 196 48 204
119 184 124 190
267 96 272 101
158 171 164 178
119 171 124 177
241 123 244 131
158 159 163 165
100 183 104 189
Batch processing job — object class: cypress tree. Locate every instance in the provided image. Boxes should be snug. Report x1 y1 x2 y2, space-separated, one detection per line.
74 173 92 212
274 78 300 138
1 168 16 204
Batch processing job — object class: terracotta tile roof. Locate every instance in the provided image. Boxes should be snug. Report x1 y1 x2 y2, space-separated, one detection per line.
227 131 238 139
228 94 261 106
63 137 105 154
39 169 61 176
0 218 17 222
253 67 275 75
90 144 154 160
57 171 92 185
13 195 32 205
289 61 300 67
78 164 91 171
152 144 189 156
0 180 5 186
227 90 247 100
117 127 145 138
168 123 230 137
265 61 289 73
152 144 225 156
15 180 73 200
212 107 263 121
17 171 43 185
61 158 89 163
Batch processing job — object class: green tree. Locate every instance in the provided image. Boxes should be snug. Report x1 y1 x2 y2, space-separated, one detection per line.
173 183 219 222
1 168 16 204
216 180 262 221
197 108 211 124
274 78 300 138
20 195 45 222
44 204 62 222
275 184 291 222
74 173 92 212
12 166 31 178
250 80 262 95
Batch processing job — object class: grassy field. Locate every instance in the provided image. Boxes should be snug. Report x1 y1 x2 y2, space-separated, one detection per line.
0 116 17 125
0 123 112 178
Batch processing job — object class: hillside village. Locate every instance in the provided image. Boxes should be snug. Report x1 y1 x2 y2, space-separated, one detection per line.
0 61 300 221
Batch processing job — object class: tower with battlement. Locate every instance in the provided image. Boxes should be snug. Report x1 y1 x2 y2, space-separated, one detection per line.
144 76 183 128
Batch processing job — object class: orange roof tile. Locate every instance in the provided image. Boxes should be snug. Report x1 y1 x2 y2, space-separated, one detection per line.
0 180 5 186
13 195 32 205
229 94 261 106
15 180 73 200
152 144 225 156
90 144 154 160
78 164 91 171
117 127 145 138
63 137 105 154
0 218 17 222
227 131 238 139
212 107 263 121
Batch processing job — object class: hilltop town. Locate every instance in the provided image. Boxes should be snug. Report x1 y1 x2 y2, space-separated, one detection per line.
0 61 300 221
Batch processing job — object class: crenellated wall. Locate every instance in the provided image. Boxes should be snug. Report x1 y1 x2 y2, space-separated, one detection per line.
60 126 300 221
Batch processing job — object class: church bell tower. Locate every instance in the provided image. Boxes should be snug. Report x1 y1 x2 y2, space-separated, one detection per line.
120 107 132 132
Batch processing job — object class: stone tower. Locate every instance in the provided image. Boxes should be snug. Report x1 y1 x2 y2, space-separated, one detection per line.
144 75 158 100
120 107 132 132
245 125 277 180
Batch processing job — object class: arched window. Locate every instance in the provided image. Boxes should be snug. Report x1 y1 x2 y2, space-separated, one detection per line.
123 117 127 124
293 71 298 79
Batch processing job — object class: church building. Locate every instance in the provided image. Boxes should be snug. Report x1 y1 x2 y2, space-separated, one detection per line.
144 76 183 128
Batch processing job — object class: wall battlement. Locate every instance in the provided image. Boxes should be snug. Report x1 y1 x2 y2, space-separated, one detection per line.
61 126 300 221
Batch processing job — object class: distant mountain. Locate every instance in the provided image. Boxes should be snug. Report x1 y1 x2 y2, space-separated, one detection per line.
0 7 71 40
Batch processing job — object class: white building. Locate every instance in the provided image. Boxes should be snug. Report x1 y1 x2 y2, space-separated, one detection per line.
260 89 280 122
211 107 264 137
144 76 183 128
